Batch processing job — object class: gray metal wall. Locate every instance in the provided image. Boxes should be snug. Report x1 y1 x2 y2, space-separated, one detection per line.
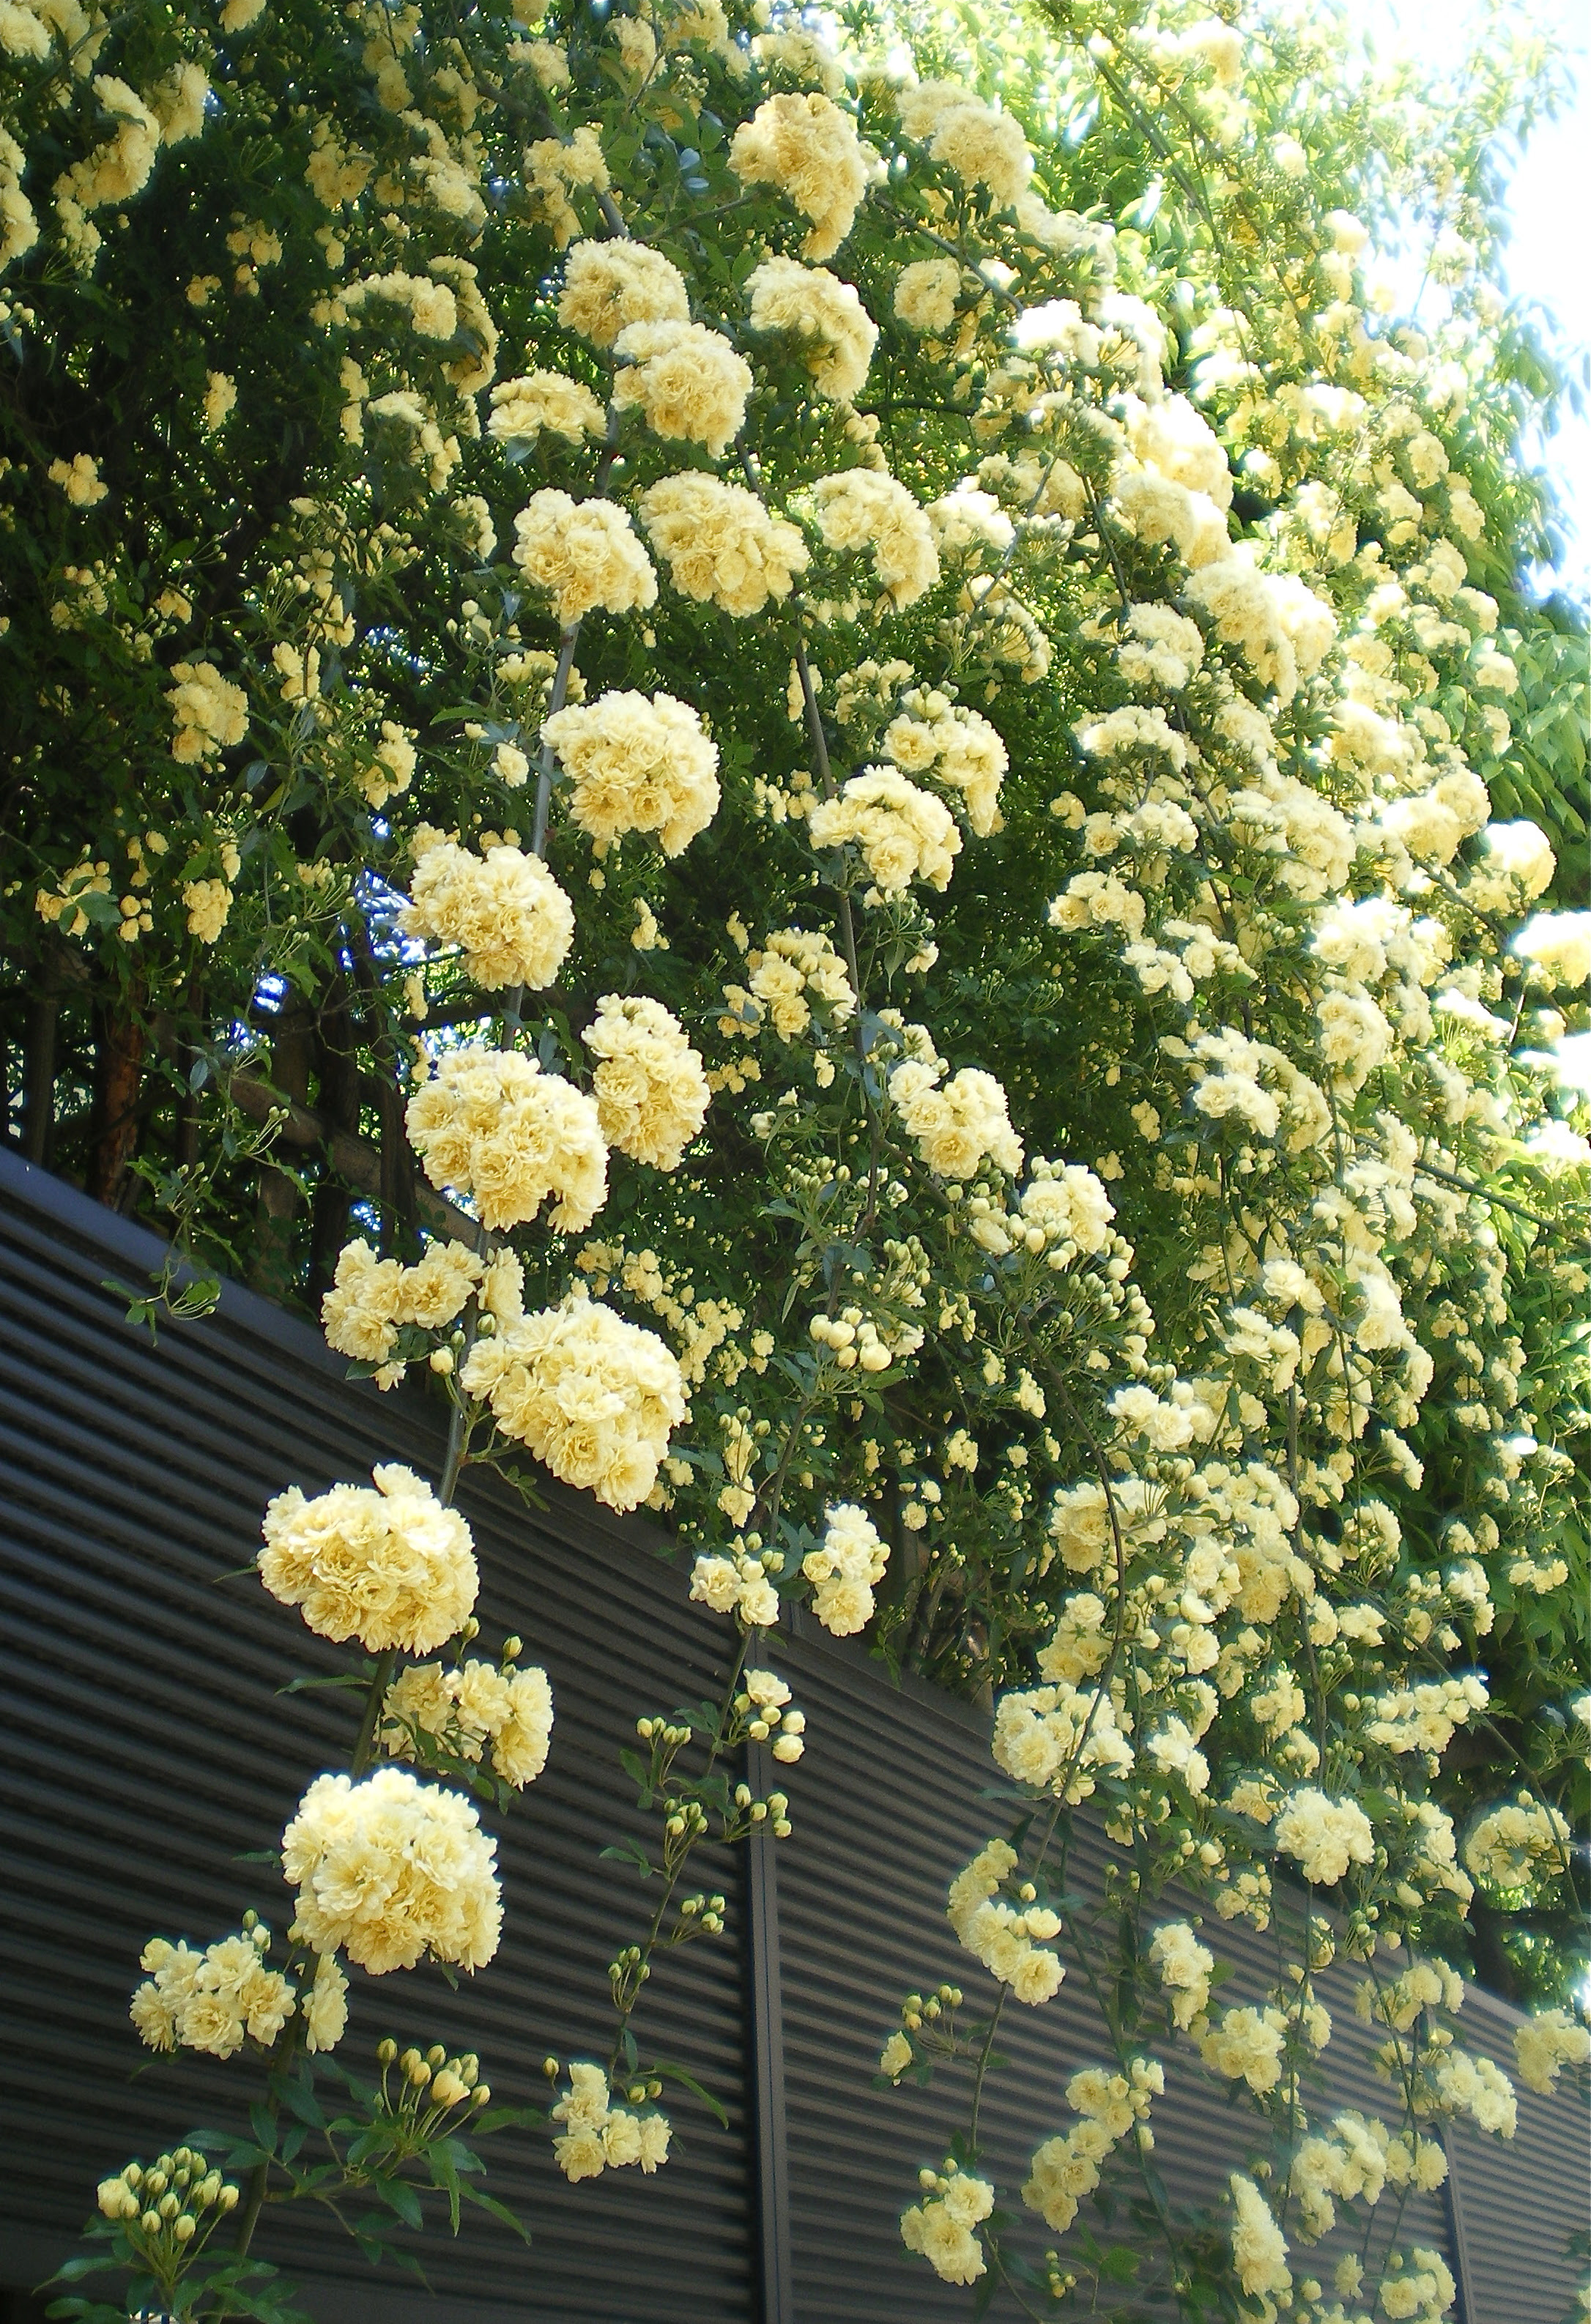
765 1613 1589 2323
0 1149 1583 2322
0 1153 753 2324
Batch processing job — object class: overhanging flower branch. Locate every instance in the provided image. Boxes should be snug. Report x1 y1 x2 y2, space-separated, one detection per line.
12 0 1587 2314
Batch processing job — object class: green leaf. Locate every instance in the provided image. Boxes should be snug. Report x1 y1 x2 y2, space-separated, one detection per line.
43 2256 119 2284
375 2175 426 2231
650 2058 729 2128
429 2137 462 2233
281 2071 327 2131
459 2185 532 2243
464 2104 544 2136
600 1836 659 1877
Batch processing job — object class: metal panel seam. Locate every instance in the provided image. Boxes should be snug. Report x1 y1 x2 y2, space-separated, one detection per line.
747 1740 796 2324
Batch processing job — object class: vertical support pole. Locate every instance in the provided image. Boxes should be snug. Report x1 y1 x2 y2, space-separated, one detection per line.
1440 2131 1478 2324
746 1741 794 2324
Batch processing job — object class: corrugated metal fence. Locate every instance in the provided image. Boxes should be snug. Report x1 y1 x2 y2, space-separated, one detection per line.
0 1149 1583 2322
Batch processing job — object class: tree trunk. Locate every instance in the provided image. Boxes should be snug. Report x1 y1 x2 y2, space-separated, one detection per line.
1466 1896 1523 2005
175 976 208 1174
89 1000 145 1206
21 988 59 1166
377 1072 418 1256
346 912 418 1262
250 1003 313 1299
308 976 361 1300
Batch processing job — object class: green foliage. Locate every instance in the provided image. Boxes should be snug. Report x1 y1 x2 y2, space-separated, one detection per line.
1 0 1587 2312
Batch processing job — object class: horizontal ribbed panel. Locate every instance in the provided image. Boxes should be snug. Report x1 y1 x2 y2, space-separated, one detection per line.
1447 1985 1591 2324
0 1153 752 2323
0 1148 1584 2324
771 1615 1587 2324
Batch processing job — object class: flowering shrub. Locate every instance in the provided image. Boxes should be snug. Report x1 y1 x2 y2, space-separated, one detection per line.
5 0 1587 2314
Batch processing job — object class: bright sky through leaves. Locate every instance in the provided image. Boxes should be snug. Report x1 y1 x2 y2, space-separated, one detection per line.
1343 0 1590 600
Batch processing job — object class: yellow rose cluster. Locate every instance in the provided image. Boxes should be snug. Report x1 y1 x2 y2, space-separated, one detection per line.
581 993 711 1170
401 837 575 991
357 720 417 808
511 489 658 625
182 877 232 944
487 367 605 447
801 1500 888 1635
405 1044 608 1233
897 78 1033 207
722 924 856 1042
900 2161 995 2287
1022 2058 1162 2235
1513 907 1591 989
382 1650 555 1790
808 768 960 897
1463 1794 1571 1897
281 1767 501 1974
639 470 808 616
1228 2173 1291 2302
1182 557 1335 705
993 1681 1135 1805
321 1236 524 1372
524 122 609 247
1272 1787 1376 1886
551 2060 670 2183
888 1058 1023 1179
165 659 247 763
1198 2002 1289 2094
48 450 108 505
729 91 867 261
461 1288 687 1511
1147 1920 1214 2030
690 1542 781 1627
557 237 689 346
894 256 961 334
259 1463 478 1655
612 317 752 459
129 1920 330 2060
880 688 1008 836
130 1928 347 2061
947 1838 1064 2005
811 469 941 607
1513 2008 1591 2095
1017 1160 1115 1255
745 255 876 403
541 687 721 855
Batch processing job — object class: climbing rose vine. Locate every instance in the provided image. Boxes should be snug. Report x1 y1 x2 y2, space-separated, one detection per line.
4 0 1586 2314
